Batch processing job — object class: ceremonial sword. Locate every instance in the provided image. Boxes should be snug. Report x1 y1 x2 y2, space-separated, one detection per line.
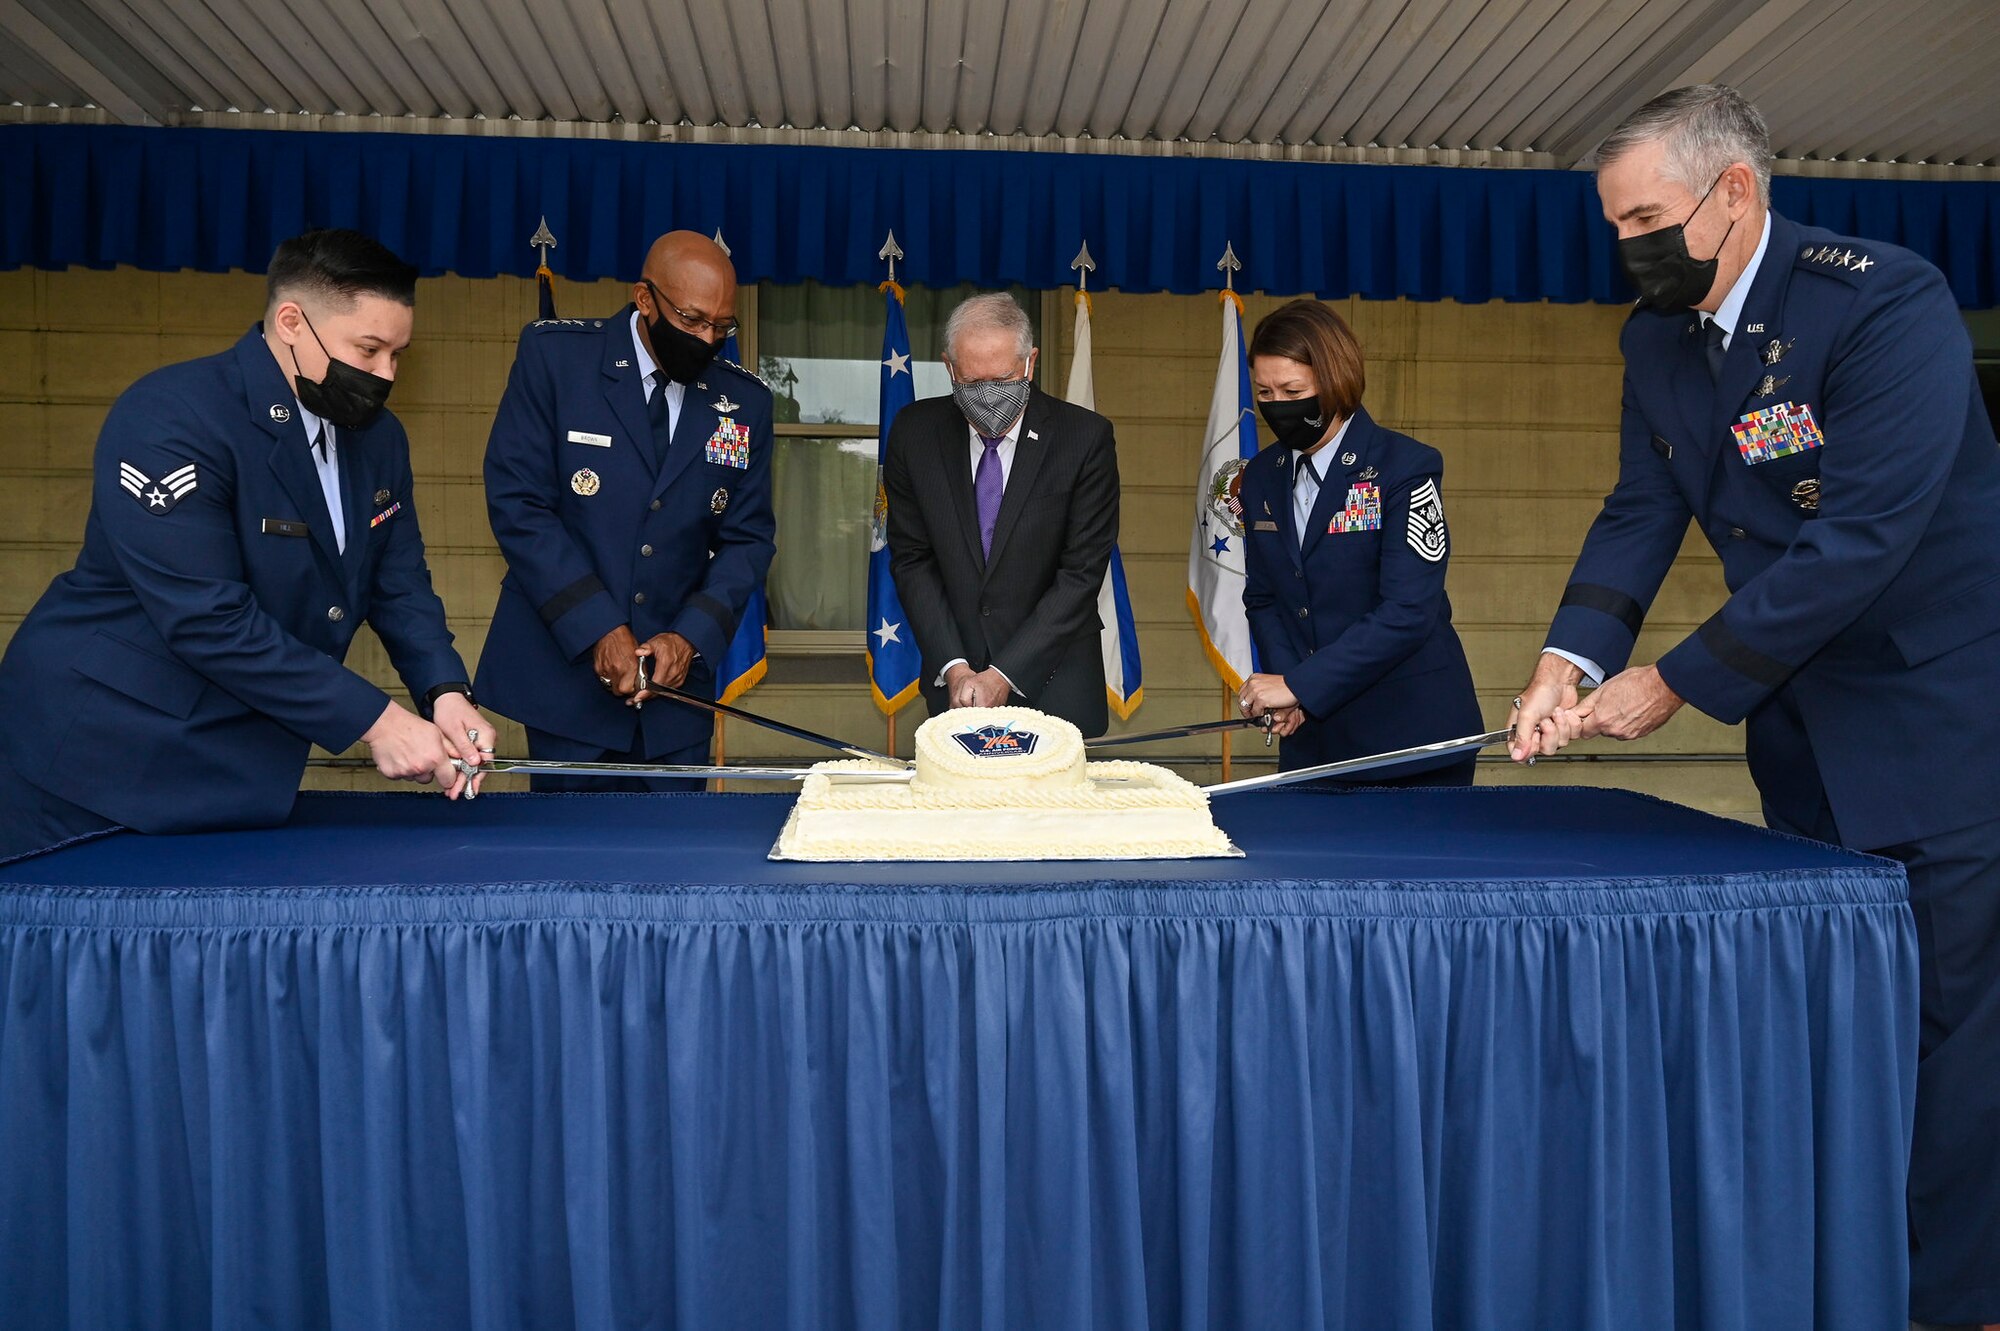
1202 728 1515 795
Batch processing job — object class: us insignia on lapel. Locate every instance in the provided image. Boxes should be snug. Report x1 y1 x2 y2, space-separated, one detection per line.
120 460 198 514
1405 479 1447 563
705 418 751 469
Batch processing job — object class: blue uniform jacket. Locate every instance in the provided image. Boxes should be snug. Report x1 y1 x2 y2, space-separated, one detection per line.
1240 406 1484 773
475 310 776 754
1548 212 2000 847
0 327 467 834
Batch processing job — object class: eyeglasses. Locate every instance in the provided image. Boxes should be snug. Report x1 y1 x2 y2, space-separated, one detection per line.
643 278 739 339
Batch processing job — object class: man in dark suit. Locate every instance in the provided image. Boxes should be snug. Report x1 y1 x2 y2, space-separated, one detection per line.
476 231 774 789
882 293 1120 736
1510 85 2000 1329
0 229 487 860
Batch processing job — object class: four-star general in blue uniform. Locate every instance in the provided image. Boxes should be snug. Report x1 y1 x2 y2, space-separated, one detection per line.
475 309 775 779
0 328 469 854
1240 405 1484 782
1547 211 2000 1323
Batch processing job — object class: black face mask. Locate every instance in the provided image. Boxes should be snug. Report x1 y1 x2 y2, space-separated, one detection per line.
289 309 394 431
1260 395 1330 451
1617 171 1737 312
642 279 725 385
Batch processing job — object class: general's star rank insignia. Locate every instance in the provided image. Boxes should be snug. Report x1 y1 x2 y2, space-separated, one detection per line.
119 460 198 514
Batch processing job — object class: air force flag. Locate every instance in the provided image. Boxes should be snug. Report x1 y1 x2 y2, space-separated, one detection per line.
867 280 922 712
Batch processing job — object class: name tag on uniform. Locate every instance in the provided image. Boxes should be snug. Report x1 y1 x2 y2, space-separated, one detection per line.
260 517 309 538
1731 402 1824 464
567 430 613 448
1252 520 1278 531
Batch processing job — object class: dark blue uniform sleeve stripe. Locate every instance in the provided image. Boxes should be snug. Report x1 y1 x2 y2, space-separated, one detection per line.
538 575 607 626
1559 583 1645 638
1697 616 1791 688
687 592 738 641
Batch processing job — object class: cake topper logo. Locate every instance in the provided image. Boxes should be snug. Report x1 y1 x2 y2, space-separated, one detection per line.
953 723 1040 758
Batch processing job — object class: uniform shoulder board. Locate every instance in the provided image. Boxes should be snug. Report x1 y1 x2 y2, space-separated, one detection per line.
714 355 771 391
1794 241 1877 281
527 317 594 330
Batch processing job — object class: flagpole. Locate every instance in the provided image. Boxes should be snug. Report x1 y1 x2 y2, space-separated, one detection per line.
713 714 727 793
1220 687 1233 783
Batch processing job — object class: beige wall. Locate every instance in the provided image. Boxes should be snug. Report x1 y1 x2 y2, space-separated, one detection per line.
0 266 1759 819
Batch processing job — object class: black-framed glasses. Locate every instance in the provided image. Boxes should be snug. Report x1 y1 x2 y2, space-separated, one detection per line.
643 278 739 339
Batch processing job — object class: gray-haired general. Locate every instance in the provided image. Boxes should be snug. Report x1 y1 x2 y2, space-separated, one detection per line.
881 292 1120 736
1508 85 2000 1330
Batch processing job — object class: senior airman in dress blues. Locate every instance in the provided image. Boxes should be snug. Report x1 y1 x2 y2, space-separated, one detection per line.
0 229 489 861
1510 87 2000 1328
1235 300 1483 784
475 231 775 790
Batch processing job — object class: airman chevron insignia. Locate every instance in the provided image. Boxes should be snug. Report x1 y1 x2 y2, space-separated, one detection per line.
119 460 198 514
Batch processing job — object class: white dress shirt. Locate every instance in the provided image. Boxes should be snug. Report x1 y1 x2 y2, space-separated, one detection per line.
938 412 1028 690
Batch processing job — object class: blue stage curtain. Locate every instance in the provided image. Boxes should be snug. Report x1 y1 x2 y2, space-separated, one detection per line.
4 123 1999 305
0 790 1918 1330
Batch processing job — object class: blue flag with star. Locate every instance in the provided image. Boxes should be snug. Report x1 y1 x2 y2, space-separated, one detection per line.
713 328 770 703
866 281 922 713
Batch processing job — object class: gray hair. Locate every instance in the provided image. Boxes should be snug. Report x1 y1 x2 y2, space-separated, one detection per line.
943 292 1034 363
1590 84 1773 207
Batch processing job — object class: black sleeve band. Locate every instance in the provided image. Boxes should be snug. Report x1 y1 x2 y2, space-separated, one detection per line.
538 575 607 626
1559 583 1645 639
687 592 737 640
420 682 473 717
1697 616 1791 688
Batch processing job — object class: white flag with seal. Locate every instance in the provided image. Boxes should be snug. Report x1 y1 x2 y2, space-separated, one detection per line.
1186 290 1259 690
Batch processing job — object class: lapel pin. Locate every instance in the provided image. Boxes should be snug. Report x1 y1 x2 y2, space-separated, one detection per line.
373 488 391 506
1358 466 1378 481
1761 337 1793 366
1340 451 1356 466
571 468 600 497
712 395 740 413
269 404 291 423
711 487 730 513
1754 374 1791 398
1027 429 1040 441
614 359 630 368
1745 323 1765 334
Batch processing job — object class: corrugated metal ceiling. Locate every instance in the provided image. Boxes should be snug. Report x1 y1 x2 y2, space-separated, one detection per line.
2 0 1995 167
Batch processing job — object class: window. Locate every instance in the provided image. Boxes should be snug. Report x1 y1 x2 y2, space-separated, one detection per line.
751 280 1042 639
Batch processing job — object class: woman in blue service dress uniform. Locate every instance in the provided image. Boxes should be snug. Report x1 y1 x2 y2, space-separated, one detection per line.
1235 299 1485 786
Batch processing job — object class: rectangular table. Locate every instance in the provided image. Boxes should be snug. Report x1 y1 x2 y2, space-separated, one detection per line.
0 787 1916 1330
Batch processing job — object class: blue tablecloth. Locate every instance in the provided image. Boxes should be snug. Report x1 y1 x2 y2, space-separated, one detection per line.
0 788 1916 1330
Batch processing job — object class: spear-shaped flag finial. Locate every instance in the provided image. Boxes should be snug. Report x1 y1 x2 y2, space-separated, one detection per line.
1070 240 1097 293
1216 241 1242 293
530 216 557 268
878 229 904 285
712 227 731 258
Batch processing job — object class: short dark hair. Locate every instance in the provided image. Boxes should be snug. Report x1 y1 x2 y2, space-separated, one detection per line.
266 228 418 311
1249 299 1366 419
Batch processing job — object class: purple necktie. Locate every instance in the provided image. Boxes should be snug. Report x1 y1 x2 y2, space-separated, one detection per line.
975 435 1004 557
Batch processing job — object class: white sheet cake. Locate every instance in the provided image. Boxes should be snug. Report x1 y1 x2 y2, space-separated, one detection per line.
770 706 1239 862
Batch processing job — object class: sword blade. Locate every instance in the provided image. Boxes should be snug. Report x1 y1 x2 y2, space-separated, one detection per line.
1202 729 1513 795
640 664 911 767
1085 716 1274 750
